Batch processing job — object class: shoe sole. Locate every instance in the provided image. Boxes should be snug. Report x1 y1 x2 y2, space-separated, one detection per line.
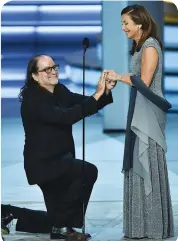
51 239 66 241
50 237 66 241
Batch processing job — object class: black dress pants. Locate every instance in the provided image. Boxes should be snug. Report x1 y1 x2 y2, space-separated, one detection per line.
16 208 51 233
38 159 98 229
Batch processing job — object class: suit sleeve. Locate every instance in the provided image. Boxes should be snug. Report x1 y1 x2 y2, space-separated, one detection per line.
60 84 113 110
96 92 113 110
22 95 98 125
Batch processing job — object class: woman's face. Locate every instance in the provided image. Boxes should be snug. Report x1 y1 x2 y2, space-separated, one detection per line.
33 56 59 88
121 13 141 41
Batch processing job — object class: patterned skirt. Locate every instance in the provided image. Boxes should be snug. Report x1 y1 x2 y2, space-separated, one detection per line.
123 138 174 239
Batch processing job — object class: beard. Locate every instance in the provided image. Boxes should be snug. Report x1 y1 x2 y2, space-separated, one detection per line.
49 77 58 85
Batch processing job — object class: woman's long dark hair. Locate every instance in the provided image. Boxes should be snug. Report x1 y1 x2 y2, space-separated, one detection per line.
18 55 42 102
121 4 163 55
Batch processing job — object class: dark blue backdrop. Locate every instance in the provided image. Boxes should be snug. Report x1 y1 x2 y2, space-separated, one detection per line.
1 0 178 117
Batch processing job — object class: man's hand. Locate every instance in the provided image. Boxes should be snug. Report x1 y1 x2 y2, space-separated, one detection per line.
93 71 107 101
105 79 117 94
100 70 117 95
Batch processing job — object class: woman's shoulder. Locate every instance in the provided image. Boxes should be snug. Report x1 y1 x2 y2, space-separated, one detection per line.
142 37 161 50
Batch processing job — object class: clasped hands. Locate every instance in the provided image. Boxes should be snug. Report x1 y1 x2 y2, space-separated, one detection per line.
95 69 119 97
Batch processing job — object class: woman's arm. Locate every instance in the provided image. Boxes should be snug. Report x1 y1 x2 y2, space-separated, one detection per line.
106 46 158 87
140 47 158 87
117 73 133 86
107 71 133 86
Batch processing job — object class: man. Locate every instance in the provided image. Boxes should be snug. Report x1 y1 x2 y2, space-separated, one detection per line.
13 55 116 240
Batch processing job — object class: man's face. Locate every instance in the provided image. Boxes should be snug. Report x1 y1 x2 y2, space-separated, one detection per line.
33 56 59 87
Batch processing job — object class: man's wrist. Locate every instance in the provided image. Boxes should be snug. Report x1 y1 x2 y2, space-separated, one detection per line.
105 89 111 95
117 73 123 81
93 92 102 101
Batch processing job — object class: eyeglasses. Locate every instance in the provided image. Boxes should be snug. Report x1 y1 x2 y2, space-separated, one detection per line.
37 64 59 74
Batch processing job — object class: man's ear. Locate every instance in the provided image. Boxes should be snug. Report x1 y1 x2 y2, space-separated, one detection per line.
32 73 38 82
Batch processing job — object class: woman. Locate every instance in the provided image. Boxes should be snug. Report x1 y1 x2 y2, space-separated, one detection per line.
106 4 174 239
19 55 115 240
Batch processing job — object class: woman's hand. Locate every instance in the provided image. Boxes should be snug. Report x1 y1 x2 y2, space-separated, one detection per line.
105 79 117 94
105 70 120 82
104 69 133 86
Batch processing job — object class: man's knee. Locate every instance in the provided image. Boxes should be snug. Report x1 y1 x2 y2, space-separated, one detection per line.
85 163 98 184
92 164 98 183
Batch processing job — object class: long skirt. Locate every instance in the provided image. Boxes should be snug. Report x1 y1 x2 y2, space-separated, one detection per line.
123 138 174 239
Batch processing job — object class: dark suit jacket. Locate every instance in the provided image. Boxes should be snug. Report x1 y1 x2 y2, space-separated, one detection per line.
21 83 113 185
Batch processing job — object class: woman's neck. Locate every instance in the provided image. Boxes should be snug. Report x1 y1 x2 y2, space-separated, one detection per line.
134 33 141 45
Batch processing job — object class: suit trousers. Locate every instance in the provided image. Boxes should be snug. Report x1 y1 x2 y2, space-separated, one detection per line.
38 159 98 229
15 208 50 233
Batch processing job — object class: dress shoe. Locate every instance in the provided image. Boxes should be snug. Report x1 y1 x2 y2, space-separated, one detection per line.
1 211 13 234
50 227 88 240
1 204 14 226
1 213 13 227
69 228 91 239
1 214 13 236
51 227 72 240
1 226 10 235
67 232 87 241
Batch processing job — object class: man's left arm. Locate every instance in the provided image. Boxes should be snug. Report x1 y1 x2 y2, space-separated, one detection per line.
58 83 113 110
96 90 113 110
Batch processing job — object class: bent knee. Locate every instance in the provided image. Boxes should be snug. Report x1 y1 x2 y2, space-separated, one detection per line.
87 163 98 183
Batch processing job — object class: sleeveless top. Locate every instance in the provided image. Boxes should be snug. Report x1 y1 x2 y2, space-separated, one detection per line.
130 37 164 98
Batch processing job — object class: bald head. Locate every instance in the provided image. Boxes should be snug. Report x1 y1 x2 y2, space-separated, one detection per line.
37 55 55 70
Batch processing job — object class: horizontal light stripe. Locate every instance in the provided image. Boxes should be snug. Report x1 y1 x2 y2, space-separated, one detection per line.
39 5 101 12
1 26 102 34
36 26 102 33
1 73 68 81
165 52 178 70
165 76 178 90
1 20 101 26
1 87 21 98
1 27 35 33
164 26 178 46
2 6 37 12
